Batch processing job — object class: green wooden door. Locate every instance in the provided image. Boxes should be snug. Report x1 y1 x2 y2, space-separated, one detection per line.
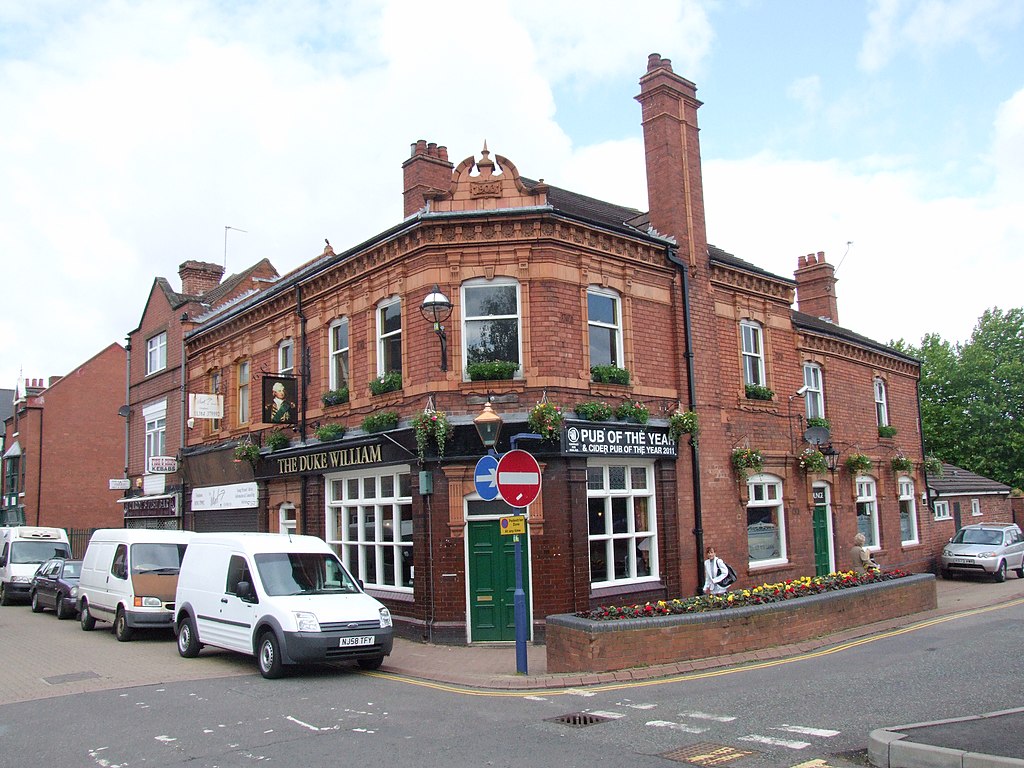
468 520 530 642
811 485 831 577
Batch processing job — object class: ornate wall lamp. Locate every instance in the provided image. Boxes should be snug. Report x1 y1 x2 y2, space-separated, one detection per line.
420 284 453 372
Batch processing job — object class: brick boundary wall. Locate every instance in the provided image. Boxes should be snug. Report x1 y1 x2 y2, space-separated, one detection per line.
545 573 936 674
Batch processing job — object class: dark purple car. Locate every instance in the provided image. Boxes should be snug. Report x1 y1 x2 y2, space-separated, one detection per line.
30 558 82 619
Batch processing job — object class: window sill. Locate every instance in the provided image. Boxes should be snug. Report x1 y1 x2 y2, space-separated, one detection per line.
589 579 663 601
366 587 414 603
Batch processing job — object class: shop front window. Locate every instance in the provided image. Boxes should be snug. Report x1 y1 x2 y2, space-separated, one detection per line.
747 474 787 567
586 461 657 586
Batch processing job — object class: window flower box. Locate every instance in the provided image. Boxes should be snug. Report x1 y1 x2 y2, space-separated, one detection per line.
265 429 289 452
878 425 897 438
322 387 349 407
614 399 649 424
573 401 614 421
466 360 519 381
745 384 775 401
361 410 399 433
369 372 402 396
590 365 630 386
313 423 346 442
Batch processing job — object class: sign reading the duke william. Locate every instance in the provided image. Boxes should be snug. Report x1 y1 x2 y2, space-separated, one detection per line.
561 420 677 458
262 437 407 478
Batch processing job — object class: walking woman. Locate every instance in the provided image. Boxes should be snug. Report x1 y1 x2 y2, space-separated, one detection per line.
703 546 729 595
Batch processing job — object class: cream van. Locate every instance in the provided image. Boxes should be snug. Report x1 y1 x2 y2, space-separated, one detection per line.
77 528 194 641
174 533 393 678
0 526 72 605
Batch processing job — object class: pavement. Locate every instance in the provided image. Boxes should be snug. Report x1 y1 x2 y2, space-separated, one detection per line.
1 574 1023 766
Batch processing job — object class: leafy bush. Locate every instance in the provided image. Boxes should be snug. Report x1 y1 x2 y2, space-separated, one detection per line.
878 425 897 438
314 423 346 441
362 410 399 433
322 387 350 407
527 402 564 441
574 401 614 421
731 447 763 473
369 371 402 396
265 429 290 451
466 360 519 381
591 365 630 385
411 410 451 463
745 384 775 401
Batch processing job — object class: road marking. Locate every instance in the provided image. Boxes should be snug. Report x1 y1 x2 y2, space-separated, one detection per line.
587 710 625 719
774 725 840 737
647 719 708 733
739 734 811 749
683 711 737 722
791 760 834 768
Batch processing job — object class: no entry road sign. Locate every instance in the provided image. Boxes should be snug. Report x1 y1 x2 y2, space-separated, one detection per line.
495 449 542 507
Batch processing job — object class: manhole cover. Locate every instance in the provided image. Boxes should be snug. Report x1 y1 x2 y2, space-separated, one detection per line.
547 712 614 728
659 742 756 765
43 671 101 685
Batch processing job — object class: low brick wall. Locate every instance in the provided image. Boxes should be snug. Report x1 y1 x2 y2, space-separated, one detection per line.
545 574 936 673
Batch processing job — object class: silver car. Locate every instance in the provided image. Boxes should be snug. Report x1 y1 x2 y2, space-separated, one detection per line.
940 523 1024 582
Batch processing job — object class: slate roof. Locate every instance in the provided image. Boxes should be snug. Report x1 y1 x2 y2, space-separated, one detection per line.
0 389 15 424
928 463 1011 496
159 258 278 312
792 311 919 364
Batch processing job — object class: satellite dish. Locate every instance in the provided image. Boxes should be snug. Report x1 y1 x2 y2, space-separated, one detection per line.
804 425 830 446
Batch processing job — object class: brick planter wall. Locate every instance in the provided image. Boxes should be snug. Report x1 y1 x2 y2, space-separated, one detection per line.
545 574 936 674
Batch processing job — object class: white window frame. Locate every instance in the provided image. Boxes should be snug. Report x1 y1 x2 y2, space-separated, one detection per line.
587 286 623 370
279 503 296 535
740 320 765 387
146 332 167 375
874 377 889 427
328 318 350 391
803 362 824 420
237 360 250 425
278 339 294 375
376 297 402 377
855 476 880 549
898 477 918 545
209 369 222 432
746 473 787 568
461 278 523 379
325 465 413 593
142 399 167 470
933 500 952 521
586 460 658 588
971 498 982 516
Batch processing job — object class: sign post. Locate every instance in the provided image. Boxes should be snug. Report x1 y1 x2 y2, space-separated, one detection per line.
495 449 541 675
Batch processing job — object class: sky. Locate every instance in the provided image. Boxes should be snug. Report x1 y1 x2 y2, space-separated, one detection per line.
2 0 1022 389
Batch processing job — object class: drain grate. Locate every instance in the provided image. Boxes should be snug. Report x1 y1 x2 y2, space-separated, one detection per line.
547 711 614 728
43 671 102 686
659 742 756 766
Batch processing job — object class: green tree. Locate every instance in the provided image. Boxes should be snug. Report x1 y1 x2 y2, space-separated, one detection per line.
900 308 1024 491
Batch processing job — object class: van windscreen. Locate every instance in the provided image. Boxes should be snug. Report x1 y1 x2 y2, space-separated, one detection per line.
130 543 188 574
254 552 360 596
10 541 71 564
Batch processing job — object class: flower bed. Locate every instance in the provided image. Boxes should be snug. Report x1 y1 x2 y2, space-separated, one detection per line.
546 571 936 674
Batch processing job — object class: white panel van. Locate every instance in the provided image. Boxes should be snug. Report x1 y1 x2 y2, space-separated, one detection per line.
0 526 72 605
175 532 394 678
77 528 194 641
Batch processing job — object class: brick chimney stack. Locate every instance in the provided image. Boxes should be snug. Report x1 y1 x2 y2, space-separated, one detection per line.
635 53 707 265
402 139 453 218
179 260 225 297
794 251 839 323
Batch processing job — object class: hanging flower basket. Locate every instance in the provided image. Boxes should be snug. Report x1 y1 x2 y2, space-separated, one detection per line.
845 452 873 474
411 410 451 463
527 402 564 441
891 454 914 473
923 456 944 477
233 438 261 464
732 447 763 474
362 410 399 433
668 410 698 442
798 448 829 474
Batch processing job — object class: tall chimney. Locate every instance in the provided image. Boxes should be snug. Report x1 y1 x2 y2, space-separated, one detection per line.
635 53 707 265
179 260 225 296
402 139 453 217
794 251 839 323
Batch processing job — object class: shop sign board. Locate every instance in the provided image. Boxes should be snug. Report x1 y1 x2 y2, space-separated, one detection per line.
561 420 677 458
191 482 259 511
147 455 178 474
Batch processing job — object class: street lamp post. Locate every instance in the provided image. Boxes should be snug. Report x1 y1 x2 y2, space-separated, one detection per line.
420 285 453 372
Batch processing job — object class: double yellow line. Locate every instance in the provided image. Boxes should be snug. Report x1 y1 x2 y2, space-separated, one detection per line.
363 597 1024 697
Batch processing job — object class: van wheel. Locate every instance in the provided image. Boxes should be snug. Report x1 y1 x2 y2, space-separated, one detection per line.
80 601 96 630
114 608 133 642
0 583 12 606
30 590 44 613
177 616 201 658
257 631 284 679
55 593 72 620
357 656 384 671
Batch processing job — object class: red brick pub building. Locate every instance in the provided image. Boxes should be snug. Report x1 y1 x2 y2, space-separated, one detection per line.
181 55 934 644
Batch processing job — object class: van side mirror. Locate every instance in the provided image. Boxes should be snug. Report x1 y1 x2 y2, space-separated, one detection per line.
236 581 258 603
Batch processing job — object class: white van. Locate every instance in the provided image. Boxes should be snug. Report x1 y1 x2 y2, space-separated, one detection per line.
78 528 194 641
0 526 72 605
175 533 393 678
